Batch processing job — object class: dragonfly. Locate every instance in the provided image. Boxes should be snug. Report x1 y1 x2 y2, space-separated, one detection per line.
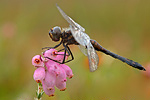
43 4 146 72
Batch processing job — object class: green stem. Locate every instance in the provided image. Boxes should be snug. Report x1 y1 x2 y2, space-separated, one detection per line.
34 83 44 100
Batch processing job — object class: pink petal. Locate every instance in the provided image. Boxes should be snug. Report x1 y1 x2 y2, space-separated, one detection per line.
55 64 67 80
54 52 69 62
45 60 57 70
42 70 56 88
42 70 56 96
53 64 67 90
61 64 73 79
33 67 45 83
42 83 55 97
32 55 44 67
55 80 66 91
43 49 57 59
47 63 67 79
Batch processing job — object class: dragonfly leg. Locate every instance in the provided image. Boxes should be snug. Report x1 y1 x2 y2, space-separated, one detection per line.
61 44 74 64
57 48 65 52
44 44 74 64
44 45 69 64
61 46 67 63
45 57 62 64
64 44 74 63
42 40 63 50
51 43 74 64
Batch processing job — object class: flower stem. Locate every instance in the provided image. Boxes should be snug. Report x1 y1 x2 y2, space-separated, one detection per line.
34 83 44 100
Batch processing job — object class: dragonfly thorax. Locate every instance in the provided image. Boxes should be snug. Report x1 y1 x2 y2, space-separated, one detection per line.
49 26 62 42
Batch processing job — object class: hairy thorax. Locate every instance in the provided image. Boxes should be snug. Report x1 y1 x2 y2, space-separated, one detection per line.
61 30 79 45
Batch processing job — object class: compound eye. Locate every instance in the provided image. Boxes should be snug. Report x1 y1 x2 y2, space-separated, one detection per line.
53 26 61 34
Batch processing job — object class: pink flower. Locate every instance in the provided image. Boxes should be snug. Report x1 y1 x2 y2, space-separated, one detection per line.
43 49 57 60
33 67 45 83
43 49 69 63
46 62 67 91
32 49 73 96
61 64 73 79
55 52 69 62
42 70 56 96
42 83 55 97
32 55 44 67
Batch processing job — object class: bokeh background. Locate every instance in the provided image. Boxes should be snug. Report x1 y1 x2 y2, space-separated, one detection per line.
0 0 150 100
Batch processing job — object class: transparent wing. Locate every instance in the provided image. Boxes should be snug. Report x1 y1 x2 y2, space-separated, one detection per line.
87 42 99 72
56 4 85 32
56 4 90 47
56 4 99 71
78 45 88 56
79 43 99 72
70 26 91 46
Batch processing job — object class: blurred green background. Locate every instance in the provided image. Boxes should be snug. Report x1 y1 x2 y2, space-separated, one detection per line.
0 0 150 100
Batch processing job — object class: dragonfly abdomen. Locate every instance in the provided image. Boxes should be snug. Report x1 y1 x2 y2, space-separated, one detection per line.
90 39 146 71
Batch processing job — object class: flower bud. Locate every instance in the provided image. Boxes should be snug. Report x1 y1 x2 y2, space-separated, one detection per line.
56 80 66 91
42 82 55 96
61 64 73 79
55 52 69 62
33 67 45 83
43 49 57 59
32 55 44 67
42 70 56 88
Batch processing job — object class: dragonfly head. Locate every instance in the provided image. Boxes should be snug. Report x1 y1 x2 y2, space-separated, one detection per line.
49 26 62 42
